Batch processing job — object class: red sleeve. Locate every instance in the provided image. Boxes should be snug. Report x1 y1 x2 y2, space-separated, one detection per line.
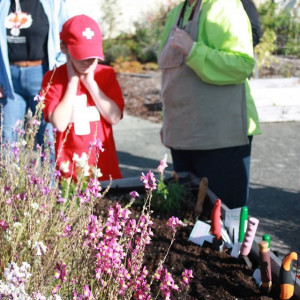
95 66 125 113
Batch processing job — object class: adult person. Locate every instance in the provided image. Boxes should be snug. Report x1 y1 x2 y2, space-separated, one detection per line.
0 0 69 151
42 15 124 181
158 0 261 209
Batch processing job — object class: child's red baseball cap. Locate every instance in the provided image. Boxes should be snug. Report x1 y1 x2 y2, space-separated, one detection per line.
60 14 104 60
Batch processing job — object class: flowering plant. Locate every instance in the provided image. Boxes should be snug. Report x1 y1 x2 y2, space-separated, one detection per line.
0 105 192 299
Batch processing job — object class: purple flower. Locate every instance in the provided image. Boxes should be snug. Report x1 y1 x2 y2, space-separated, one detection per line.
181 269 193 286
62 225 72 237
54 261 67 282
31 119 41 126
54 170 62 180
167 216 184 232
11 142 19 158
34 94 44 102
140 170 157 190
89 138 104 152
0 220 9 232
83 285 93 299
52 285 60 294
129 190 139 199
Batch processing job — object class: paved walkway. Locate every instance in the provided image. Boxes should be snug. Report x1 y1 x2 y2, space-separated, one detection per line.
113 77 300 258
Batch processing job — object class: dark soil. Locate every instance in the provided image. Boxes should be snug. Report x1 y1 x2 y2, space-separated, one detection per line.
96 189 286 300
117 72 163 123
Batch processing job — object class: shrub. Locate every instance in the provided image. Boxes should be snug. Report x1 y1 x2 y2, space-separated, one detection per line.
258 0 300 58
102 0 181 67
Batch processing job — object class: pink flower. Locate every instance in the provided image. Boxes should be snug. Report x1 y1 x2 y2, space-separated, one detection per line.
181 269 193 286
31 119 41 126
157 268 179 298
62 225 72 237
52 285 60 294
167 216 184 232
34 94 44 102
0 220 9 232
157 154 168 175
54 261 67 282
83 285 93 299
140 171 157 190
89 138 104 152
129 190 139 199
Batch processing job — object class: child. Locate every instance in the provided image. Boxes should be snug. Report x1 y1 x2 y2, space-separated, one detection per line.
41 15 124 181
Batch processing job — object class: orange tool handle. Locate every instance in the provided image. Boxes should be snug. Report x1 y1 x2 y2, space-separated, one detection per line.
280 251 298 300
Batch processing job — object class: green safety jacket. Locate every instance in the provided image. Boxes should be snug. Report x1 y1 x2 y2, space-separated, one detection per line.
158 0 261 136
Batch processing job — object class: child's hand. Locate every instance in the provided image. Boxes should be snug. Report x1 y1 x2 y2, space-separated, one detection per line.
66 56 79 82
79 59 98 88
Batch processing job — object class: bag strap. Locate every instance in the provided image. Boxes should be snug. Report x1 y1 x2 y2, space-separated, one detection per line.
176 0 203 28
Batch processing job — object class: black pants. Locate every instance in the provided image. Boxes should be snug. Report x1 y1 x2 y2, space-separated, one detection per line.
171 137 253 209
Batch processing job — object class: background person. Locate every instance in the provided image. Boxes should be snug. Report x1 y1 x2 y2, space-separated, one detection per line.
158 0 261 209
241 0 262 48
42 15 124 181
0 0 68 150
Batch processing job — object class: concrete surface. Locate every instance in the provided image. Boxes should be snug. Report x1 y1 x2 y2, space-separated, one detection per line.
113 113 300 259
249 77 300 122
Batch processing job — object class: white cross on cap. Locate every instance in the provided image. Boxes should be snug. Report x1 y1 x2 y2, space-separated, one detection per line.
82 27 94 39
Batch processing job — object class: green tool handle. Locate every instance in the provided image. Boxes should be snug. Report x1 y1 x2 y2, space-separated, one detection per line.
262 234 271 249
238 206 248 243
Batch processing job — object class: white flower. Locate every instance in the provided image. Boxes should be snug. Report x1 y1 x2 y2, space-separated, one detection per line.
92 166 102 178
13 222 22 228
73 152 88 168
73 152 90 176
32 241 47 256
31 202 39 210
20 139 27 146
83 164 90 177
32 291 47 299
60 160 70 173
4 229 11 241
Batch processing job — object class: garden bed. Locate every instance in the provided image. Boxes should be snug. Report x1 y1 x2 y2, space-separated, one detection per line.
96 187 285 300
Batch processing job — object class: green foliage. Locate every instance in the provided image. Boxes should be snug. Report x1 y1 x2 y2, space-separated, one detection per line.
100 0 122 39
255 28 278 70
257 1 300 58
103 1 179 65
152 178 186 214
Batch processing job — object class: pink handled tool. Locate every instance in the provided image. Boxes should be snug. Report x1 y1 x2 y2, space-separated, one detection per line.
240 217 259 256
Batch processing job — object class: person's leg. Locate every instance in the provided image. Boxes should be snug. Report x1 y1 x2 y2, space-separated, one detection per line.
170 148 194 173
2 66 27 144
192 138 253 209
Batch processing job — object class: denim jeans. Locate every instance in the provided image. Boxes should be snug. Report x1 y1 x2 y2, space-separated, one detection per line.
2 64 54 159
